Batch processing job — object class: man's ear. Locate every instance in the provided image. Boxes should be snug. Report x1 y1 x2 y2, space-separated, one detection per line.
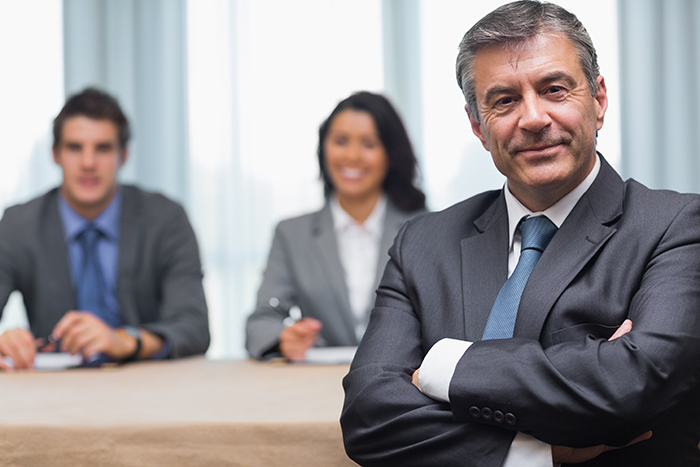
466 104 490 152
119 148 129 167
594 75 608 132
52 145 60 165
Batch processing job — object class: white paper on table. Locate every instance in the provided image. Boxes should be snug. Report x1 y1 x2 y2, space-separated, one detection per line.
303 346 357 364
2 353 83 371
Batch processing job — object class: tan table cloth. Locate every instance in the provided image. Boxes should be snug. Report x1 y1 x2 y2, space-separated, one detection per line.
0 357 357 466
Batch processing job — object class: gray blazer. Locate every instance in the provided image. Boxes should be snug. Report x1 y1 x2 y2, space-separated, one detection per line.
246 200 424 359
342 156 700 466
0 186 210 358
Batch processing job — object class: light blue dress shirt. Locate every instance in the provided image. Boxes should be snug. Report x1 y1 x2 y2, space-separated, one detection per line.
58 190 122 327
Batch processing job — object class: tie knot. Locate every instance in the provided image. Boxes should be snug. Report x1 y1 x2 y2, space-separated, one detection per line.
78 224 102 247
519 216 557 252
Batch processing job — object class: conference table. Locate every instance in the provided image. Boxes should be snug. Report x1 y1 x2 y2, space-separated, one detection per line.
0 357 358 466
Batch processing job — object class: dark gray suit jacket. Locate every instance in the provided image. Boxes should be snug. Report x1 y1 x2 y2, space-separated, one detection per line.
246 201 424 359
342 157 700 466
0 186 210 358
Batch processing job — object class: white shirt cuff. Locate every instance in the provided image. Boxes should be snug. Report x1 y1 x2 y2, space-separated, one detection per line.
418 338 472 402
419 339 553 467
503 432 553 467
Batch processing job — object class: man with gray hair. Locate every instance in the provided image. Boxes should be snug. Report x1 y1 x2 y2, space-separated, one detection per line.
341 1 700 465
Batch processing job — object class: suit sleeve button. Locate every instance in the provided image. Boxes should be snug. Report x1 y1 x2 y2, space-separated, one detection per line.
481 407 493 420
469 406 481 418
493 410 504 423
505 413 517 425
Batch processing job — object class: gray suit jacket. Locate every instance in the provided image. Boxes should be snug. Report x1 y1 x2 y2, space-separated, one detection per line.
342 156 700 466
246 200 424 359
0 186 210 358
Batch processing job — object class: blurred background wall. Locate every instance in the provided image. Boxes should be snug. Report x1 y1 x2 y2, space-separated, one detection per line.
0 0 696 359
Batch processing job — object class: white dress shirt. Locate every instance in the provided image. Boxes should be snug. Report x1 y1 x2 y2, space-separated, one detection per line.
419 155 601 466
331 195 386 341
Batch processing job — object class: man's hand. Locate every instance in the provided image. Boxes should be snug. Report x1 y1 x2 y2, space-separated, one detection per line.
551 318 638 462
552 431 652 464
609 319 632 341
412 368 421 389
52 311 135 360
0 328 41 371
279 317 322 362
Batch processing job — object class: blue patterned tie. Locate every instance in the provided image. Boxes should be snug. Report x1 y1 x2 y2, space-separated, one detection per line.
76 224 112 325
481 216 558 340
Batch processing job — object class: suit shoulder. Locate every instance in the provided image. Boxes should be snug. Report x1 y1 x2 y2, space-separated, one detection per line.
623 179 700 215
275 208 323 234
1 189 58 227
402 190 501 236
121 185 187 219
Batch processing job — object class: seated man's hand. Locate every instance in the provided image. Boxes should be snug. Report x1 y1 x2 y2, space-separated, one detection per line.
279 317 322 362
0 328 40 371
52 311 135 360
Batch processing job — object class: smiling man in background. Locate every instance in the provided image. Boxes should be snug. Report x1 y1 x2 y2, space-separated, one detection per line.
0 88 209 370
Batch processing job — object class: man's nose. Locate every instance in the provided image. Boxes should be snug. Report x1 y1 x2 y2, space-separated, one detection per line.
518 95 552 133
80 150 98 167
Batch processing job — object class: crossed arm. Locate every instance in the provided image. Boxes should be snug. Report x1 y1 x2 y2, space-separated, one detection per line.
411 319 651 465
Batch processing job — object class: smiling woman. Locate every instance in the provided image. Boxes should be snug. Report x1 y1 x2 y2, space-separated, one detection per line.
245 92 426 361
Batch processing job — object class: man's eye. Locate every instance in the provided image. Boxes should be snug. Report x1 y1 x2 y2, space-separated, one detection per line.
547 86 564 94
496 97 514 107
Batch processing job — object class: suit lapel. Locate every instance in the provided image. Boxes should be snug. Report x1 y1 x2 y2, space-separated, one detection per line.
310 205 357 344
514 156 624 339
41 190 76 314
116 186 143 325
461 193 510 342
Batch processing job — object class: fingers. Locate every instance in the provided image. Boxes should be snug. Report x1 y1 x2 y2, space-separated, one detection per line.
53 311 112 356
36 337 56 353
0 328 37 370
609 319 633 341
412 368 421 390
553 430 653 464
279 318 323 361
598 431 654 455
622 431 652 447
294 317 323 333
52 310 83 342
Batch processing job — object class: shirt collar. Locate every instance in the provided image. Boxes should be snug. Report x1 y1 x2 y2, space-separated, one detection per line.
504 153 600 249
58 188 123 242
331 194 386 238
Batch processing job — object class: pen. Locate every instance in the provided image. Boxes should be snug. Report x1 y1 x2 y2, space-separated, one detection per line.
269 297 326 347
37 333 58 351
269 297 302 325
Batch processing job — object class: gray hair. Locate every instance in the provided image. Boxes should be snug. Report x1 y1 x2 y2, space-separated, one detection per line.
456 0 600 122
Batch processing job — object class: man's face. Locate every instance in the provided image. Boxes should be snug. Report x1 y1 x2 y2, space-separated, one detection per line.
468 34 608 211
53 116 126 219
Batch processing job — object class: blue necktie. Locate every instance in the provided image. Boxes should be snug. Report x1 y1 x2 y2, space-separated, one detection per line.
76 224 113 325
481 216 558 340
